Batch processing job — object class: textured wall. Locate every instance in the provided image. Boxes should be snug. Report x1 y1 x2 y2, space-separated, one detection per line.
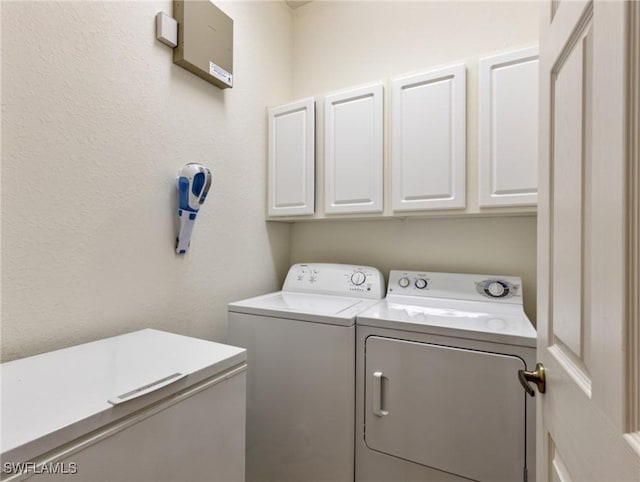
291 1 540 97
1 1 542 363
1 1 293 361
288 1 540 320
291 217 538 320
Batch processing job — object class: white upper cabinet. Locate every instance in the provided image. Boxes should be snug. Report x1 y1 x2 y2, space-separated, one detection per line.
479 47 539 207
324 83 384 214
266 47 539 221
391 64 466 211
267 98 315 217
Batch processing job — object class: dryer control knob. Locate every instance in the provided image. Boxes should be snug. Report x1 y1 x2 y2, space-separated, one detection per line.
398 277 410 288
415 278 428 289
488 281 507 297
351 271 366 286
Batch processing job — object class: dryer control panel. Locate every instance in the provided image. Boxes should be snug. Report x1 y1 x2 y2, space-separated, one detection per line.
283 263 385 300
387 271 522 304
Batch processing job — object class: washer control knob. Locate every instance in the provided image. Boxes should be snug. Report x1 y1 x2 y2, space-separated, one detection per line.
488 281 507 297
351 271 366 286
398 277 410 288
414 278 428 289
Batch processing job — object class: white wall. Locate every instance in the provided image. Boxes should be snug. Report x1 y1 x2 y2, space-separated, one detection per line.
1 1 293 361
292 217 538 318
1 1 542 362
291 1 540 97
289 1 540 320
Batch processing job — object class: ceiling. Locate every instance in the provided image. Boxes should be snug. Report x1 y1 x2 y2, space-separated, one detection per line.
285 1 312 9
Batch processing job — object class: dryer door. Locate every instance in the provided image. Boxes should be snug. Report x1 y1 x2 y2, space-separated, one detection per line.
364 336 527 482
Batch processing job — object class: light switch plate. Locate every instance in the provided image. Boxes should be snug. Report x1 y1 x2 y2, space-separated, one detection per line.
155 12 178 48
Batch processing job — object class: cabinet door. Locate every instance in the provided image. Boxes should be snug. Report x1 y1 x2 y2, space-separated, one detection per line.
324 84 383 214
267 98 315 217
479 47 539 207
391 65 466 211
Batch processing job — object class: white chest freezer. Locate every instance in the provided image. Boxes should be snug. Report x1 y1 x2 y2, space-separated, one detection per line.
1 329 246 482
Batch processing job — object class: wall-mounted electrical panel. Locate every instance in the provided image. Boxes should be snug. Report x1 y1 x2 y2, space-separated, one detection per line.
173 1 233 89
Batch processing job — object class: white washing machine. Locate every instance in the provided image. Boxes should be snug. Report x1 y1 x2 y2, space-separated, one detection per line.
228 263 385 482
355 270 537 482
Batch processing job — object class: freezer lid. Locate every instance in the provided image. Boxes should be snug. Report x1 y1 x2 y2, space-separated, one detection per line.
1 329 246 464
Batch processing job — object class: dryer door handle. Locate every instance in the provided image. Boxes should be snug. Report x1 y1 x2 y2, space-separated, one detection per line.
372 371 389 417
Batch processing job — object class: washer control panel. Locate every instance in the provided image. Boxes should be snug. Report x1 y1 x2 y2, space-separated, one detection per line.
388 270 522 304
283 263 385 300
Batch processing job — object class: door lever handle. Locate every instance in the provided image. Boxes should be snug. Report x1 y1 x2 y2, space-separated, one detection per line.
518 363 546 397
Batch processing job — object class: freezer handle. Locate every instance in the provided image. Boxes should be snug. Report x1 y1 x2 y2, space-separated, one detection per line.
372 371 388 417
108 372 187 405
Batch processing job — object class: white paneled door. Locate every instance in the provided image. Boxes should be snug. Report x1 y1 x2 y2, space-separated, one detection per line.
391 65 466 211
324 84 384 214
537 1 640 480
479 48 539 207
267 98 315 217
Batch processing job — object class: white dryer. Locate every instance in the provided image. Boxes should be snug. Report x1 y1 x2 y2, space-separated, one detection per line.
228 263 385 482
355 270 536 482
